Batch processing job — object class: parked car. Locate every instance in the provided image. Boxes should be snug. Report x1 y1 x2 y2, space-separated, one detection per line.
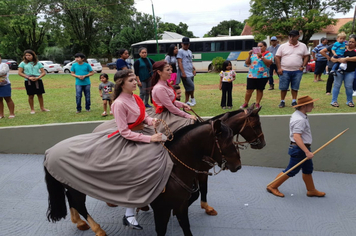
106 61 116 70
87 58 102 73
106 59 133 70
63 60 71 66
63 59 102 73
2 59 18 70
39 61 63 73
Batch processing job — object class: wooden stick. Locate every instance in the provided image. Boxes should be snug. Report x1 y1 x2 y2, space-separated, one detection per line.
267 128 349 187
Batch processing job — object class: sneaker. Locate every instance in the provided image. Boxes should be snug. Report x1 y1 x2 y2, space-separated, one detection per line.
101 112 108 117
222 106 226 109
353 91 356 97
330 71 336 76
110 111 113 115
278 101 285 108
338 69 344 75
191 98 196 105
145 104 152 108
86 109 91 112
186 101 195 106
291 101 297 106
240 103 248 109
268 85 274 90
227 106 232 109
76 110 81 114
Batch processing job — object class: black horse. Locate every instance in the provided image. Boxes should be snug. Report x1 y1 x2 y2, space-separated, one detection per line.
45 119 241 236
191 104 266 215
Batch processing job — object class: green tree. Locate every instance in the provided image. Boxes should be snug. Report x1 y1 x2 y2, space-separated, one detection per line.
0 0 54 58
204 20 244 37
247 0 355 45
158 22 195 38
339 20 354 35
110 12 162 53
52 0 134 57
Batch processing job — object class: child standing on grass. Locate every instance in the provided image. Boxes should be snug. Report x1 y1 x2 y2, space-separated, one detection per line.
98 73 114 117
219 60 236 109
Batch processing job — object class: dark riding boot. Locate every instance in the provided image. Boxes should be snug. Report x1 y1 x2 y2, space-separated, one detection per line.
266 172 289 197
302 174 325 197
268 84 274 90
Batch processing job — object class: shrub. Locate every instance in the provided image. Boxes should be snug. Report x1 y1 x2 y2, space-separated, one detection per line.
212 57 225 72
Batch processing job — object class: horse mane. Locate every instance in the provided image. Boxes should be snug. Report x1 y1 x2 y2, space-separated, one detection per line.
209 109 244 121
165 119 232 148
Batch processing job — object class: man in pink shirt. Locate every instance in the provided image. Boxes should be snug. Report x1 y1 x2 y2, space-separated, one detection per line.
275 30 310 108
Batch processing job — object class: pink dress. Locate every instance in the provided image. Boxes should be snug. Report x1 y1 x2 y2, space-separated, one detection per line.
44 92 173 208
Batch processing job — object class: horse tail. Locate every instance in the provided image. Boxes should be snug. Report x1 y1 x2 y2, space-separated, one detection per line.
44 166 67 222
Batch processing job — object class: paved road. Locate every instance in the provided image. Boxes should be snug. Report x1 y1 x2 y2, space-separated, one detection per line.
1 153 355 236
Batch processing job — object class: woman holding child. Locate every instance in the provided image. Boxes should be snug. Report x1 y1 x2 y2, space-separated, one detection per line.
330 35 356 107
44 70 173 230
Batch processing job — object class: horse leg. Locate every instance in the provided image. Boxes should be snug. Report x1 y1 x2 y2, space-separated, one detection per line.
151 201 172 236
197 174 217 216
70 208 90 230
66 187 106 236
175 202 193 236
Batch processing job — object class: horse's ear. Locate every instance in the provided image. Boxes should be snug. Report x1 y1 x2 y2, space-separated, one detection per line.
212 119 222 134
218 112 229 122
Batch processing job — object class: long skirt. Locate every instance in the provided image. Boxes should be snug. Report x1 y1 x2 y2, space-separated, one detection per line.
93 108 194 135
44 127 173 208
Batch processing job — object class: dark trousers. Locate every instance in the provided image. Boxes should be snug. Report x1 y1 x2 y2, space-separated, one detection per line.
269 63 278 85
220 82 233 107
326 66 334 93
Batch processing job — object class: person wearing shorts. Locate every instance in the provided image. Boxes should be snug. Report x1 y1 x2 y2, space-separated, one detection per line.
177 37 197 106
275 30 310 108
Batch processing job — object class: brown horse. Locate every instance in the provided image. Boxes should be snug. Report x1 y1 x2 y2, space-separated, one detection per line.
45 119 241 236
192 104 266 215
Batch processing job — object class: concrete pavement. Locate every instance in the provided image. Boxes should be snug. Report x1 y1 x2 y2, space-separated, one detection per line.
1 153 355 236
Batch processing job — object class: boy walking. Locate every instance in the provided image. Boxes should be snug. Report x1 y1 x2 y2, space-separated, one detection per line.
267 95 325 198
71 53 95 113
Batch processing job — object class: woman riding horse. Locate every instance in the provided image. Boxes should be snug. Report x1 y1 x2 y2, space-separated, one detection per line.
45 116 242 236
44 70 172 231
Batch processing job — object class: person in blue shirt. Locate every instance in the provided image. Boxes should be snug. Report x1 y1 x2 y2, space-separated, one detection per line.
71 53 95 113
116 49 130 71
330 32 347 76
312 37 328 82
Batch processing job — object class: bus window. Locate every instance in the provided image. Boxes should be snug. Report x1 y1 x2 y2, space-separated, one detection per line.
244 40 257 50
205 42 212 51
147 44 157 54
227 41 235 50
194 42 204 52
236 41 243 50
215 41 225 51
159 44 166 53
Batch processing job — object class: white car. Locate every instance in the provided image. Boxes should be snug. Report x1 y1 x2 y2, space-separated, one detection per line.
39 61 63 73
63 59 102 73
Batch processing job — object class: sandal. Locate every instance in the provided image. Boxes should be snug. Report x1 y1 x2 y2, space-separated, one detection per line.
101 112 108 117
8 115 15 119
348 102 355 107
331 102 339 107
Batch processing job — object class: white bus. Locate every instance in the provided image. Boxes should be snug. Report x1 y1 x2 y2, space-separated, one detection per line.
131 35 258 72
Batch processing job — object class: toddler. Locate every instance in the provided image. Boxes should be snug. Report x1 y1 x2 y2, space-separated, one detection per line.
98 73 114 116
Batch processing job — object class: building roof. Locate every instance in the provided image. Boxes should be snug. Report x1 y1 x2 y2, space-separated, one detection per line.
241 18 354 36
161 31 185 40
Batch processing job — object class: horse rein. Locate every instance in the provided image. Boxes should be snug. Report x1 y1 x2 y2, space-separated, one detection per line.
155 119 227 176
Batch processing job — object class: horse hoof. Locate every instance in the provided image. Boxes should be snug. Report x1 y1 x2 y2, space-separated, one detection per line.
77 222 90 231
201 204 218 216
138 205 150 212
106 202 118 207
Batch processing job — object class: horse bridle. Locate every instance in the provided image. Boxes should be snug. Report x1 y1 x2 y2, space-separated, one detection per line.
234 116 264 149
159 120 231 176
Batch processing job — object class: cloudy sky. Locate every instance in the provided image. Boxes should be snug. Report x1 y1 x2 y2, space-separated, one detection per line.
134 0 355 38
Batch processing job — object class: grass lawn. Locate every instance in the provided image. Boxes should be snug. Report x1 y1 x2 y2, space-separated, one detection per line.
0 71 354 127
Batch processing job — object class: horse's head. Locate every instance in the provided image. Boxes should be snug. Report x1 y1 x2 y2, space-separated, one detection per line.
238 104 266 149
208 120 241 173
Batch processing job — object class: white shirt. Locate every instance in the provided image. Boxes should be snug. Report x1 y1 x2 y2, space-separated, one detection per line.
289 110 312 144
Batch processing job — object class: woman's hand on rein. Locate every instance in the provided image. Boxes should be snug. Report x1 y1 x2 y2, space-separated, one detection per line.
190 115 197 120
152 118 160 128
183 103 191 111
151 133 163 142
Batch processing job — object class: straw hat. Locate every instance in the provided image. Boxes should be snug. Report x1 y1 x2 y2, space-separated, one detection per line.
293 96 319 108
